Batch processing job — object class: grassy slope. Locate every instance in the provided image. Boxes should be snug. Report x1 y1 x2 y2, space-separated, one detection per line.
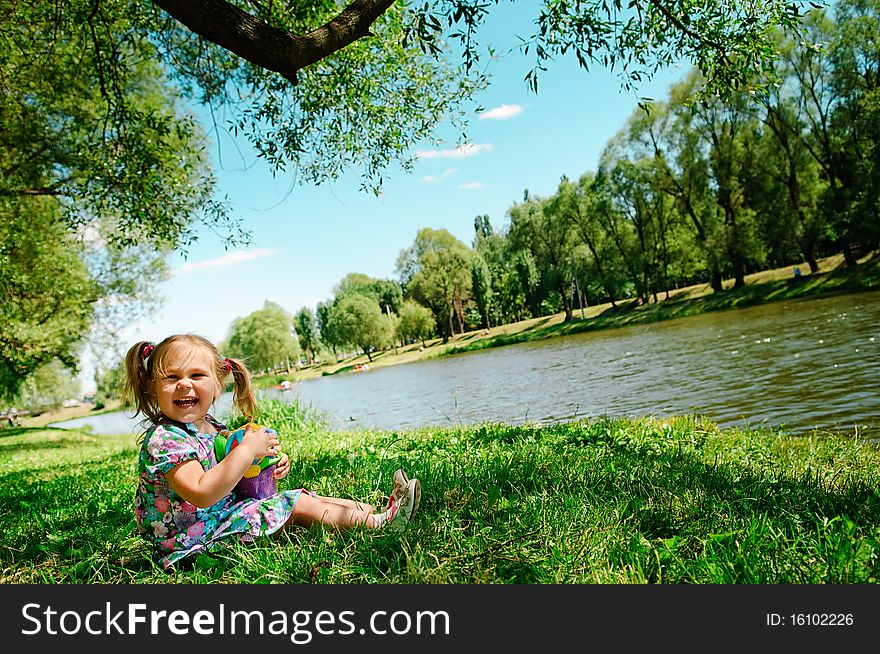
2 402 878 584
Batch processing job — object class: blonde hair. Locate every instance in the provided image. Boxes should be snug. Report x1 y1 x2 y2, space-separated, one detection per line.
123 334 256 427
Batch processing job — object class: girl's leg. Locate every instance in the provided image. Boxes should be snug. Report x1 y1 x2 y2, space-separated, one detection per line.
313 495 377 514
286 493 380 529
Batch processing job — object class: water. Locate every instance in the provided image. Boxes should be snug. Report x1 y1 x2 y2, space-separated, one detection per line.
53 291 880 436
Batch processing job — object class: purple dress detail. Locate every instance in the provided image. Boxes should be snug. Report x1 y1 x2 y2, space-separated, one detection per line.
135 416 308 569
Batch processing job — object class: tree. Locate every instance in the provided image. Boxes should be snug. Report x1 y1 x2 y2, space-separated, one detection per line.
632 92 725 293
316 299 341 357
760 81 828 272
562 174 626 308
690 82 769 288
224 301 300 372
396 300 435 347
0 199 96 397
777 5 866 265
0 3 233 252
154 1 813 105
396 228 472 339
513 249 541 319
294 306 322 364
3 360 82 415
592 156 661 304
472 216 524 326
325 293 393 361
508 191 576 321
0 3 215 393
95 358 127 407
10 1 819 208
827 0 880 256
334 273 403 314
470 252 493 329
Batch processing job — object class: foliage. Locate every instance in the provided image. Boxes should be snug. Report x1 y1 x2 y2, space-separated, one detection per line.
469 252 493 329
396 228 473 338
3 360 82 414
148 0 485 194
0 199 96 397
223 301 301 371
324 294 394 361
396 300 436 346
333 273 403 314
294 306 322 364
95 359 128 405
0 1 214 393
7 0 813 252
413 0 815 99
508 191 576 320
0 1 234 252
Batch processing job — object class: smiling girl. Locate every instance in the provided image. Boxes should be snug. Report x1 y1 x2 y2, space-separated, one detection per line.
123 334 420 569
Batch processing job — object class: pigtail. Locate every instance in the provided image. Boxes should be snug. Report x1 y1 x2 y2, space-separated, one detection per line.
123 340 159 426
223 356 257 420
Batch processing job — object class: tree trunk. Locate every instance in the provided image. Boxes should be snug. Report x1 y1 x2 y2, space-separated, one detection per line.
558 280 573 322
152 0 396 84
579 231 618 307
705 262 720 293
842 239 858 266
454 294 465 333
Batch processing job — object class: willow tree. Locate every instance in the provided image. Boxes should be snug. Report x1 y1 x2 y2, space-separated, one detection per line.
396 228 472 339
223 301 301 371
508 192 575 321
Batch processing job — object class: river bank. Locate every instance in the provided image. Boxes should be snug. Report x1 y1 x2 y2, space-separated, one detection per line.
259 252 880 385
17 400 123 429
2 400 878 583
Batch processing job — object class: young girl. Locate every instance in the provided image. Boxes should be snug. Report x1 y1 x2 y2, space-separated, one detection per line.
124 333 421 569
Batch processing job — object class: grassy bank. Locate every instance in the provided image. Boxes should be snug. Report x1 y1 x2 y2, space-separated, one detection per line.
267 253 880 383
16 400 124 429
2 401 878 583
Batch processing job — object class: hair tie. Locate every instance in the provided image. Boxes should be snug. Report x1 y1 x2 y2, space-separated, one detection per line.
224 357 232 372
142 343 155 359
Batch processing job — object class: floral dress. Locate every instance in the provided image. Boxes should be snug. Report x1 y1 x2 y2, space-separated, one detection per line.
135 416 307 569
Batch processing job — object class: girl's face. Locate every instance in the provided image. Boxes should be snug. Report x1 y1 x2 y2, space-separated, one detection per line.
155 344 221 426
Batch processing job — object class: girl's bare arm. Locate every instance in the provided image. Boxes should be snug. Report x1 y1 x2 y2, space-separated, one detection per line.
166 427 278 507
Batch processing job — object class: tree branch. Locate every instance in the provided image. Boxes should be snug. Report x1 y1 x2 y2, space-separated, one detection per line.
643 0 726 52
0 187 69 197
151 0 396 84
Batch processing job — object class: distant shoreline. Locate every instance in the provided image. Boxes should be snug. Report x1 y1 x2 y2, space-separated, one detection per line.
255 252 879 386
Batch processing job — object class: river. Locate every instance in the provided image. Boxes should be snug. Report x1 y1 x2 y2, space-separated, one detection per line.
53 290 880 436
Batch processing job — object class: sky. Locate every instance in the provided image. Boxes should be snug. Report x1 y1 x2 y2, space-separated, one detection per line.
78 6 687 391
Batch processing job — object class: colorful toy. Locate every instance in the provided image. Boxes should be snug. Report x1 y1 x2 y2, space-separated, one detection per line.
214 422 282 500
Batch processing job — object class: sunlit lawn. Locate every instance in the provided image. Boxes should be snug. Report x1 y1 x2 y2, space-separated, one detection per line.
2 401 879 584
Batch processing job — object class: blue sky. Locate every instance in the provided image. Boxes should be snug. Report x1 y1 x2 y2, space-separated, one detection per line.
79 8 687 390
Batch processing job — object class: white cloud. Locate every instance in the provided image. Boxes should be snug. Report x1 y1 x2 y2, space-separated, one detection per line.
457 182 489 190
419 168 459 183
479 104 524 121
173 248 278 275
416 143 494 159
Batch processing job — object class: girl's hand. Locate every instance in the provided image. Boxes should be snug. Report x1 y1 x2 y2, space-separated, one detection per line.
273 452 290 480
242 425 278 460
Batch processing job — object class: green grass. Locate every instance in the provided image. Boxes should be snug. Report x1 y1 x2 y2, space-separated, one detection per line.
1 401 878 584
